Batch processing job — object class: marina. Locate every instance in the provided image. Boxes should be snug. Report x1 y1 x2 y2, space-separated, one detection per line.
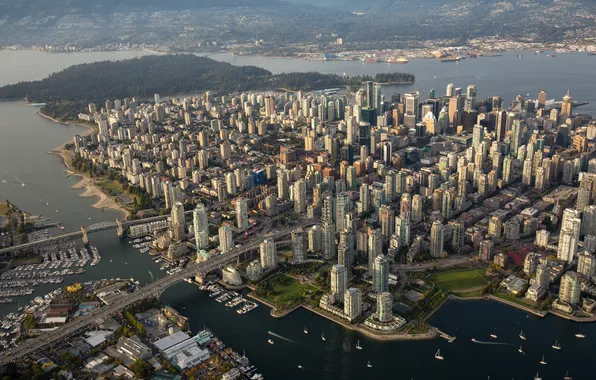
198 284 259 315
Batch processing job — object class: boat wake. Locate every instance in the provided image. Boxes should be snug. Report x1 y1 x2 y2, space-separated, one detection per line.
268 330 299 344
471 338 515 347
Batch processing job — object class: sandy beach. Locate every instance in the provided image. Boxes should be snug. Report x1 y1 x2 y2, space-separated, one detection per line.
72 176 130 219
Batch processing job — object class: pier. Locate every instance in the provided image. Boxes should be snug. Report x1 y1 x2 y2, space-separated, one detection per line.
436 329 456 343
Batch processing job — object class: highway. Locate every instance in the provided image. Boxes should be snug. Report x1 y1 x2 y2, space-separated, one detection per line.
0 219 316 366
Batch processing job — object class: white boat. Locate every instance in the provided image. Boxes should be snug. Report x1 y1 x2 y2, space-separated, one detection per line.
303 326 308 334
321 333 326 341
367 361 372 368
534 372 542 380
552 340 561 350
298 365 303 369
519 331 526 340
575 333 586 339
268 339 274 345
434 349 444 360
490 334 497 339
540 355 547 365
356 340 362 350
518 346 523 353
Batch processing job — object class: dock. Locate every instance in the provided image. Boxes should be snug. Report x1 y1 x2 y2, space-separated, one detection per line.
436 329 456 343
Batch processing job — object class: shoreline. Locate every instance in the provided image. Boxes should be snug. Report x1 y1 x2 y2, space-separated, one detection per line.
248 291 438 341
38 110 129 220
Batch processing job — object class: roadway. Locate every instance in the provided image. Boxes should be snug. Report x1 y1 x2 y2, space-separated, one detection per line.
0 219 316 366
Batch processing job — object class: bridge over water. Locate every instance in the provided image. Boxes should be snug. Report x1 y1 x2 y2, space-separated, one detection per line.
0 211 195 255
0 219 317 366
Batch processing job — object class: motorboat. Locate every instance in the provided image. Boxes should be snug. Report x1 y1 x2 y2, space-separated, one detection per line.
268 339 274 345
575 333 586 339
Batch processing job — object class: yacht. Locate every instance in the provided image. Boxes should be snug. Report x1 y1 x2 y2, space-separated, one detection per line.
367 361 372 368
303 326 308 334
356 340 362 350
267 339 274 345
552 340 561 350
434 349 444 360
519 331 526 340
540 355 547 365
321 333 326 341
574 333 586 339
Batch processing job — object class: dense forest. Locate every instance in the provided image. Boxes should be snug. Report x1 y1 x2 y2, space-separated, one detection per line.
0 54 370 103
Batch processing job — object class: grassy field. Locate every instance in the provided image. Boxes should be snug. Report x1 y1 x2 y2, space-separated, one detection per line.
429 269 488 291
256 273 319 310
0 202 10 216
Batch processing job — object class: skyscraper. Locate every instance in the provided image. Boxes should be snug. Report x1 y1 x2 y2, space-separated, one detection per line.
376 292 393 323
330 264 348 303
430 221 445 258
218 226 233 253
193 204 209 249
294 179 307 213
292 229 305 263
260 237 277 269
557 229 577 263
235 198 249 230
368 229 383 270
344 288 363 322
411 195 423 222
171 201 186 242
322 221 336 260
559 271 581 305
379 205 395 240
372 255 389 293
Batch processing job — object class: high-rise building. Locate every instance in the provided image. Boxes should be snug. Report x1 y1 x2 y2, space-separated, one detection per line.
535 229 550 248
218 226 233 253
582 205 596 237
557 229 577 264
292 229 306 263
193 204 209 249
322 221 336 260
330 264 348 303
376 292 393 323
559 271 581 305
488 216 503 238
335 192 350 232
368 229 383 270
395 216 410 247
294 179 307 213
537 90 547 109
372 255 389 293
171 201 186 242
411 195 423 223
479 239 494 261
430 221 445 258
359 183 370 214
277 169 289 200
344 288 363 322
577 251 596 278
260 237 277 270
560 90 573 119
235 198 249 230
450 221 465 249
379 205 395 240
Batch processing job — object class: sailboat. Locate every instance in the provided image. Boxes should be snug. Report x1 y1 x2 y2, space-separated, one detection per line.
303 326 308 334
540 355 547 365
321 333 326 341
552 340 561 350
519 331 526 340
518 346 524 353
534 372 542 380
563 370 572 380
434 349 444 360
367 361 372 368
356 340 362 350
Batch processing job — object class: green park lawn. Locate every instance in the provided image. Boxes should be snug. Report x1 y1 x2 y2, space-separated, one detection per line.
429 269 488 292
255 273 319 310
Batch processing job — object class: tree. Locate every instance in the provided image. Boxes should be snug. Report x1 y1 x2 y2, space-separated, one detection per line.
130 359 150 378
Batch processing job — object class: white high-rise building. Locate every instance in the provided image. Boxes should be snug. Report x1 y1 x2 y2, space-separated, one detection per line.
557 229 577 264
344 288 362 322
294 179 307 213
193 204 209 249
535 229 550 248
367 229 383 271
235 198 249 230
260 237 277 269
218 226 233 253
330 264 348 303
559 271 581 305
376 292 393 323
577 251 596 278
